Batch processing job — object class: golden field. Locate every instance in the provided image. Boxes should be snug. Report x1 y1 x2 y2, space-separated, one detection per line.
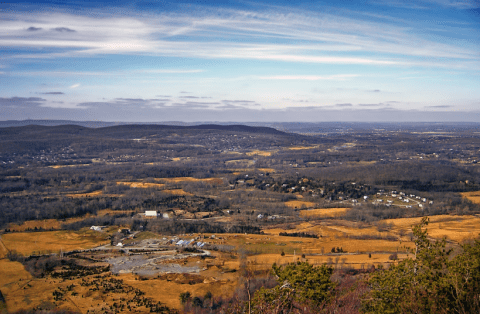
1 230 109 256
155 177 225 184
246 150 273 157
230 168 276 174
117 181 166 189
0 259 239 313
284 200 317 209
287 146 319 150
65 190 103 198
299 207 349 218
461 191 480 204
48 164 91 169
1 214 480 313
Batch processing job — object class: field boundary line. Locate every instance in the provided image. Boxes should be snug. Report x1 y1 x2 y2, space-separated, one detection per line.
0 236 10 254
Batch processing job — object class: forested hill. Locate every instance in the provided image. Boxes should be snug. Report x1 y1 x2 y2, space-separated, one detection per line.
0 123 307 155
93 124 288 137
0 124 287 137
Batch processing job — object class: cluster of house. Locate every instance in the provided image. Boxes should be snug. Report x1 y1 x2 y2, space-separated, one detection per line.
370 190 433 208
90 225 105 231
257 214 281 220
174 239 206 248
141 211 170 219
167 234 219 248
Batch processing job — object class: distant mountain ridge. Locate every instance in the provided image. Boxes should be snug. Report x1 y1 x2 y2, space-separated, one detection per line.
2 119 480 134
0 122 301 156
0 123 290 143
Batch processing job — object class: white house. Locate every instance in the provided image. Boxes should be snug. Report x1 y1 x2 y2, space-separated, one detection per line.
145 210 157 217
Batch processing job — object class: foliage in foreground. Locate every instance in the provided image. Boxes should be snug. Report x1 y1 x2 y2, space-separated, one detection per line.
182 217 480 314
182 262 338 314
363 217 480 314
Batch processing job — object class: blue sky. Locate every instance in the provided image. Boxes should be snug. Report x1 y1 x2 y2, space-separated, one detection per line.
1 0 479 122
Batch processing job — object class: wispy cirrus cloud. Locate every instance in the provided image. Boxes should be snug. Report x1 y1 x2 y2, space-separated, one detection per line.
171 101 220 109
179 96 200 99
8 69 204 77
358 103 393 107
259 74 360 80
426 105 453 108
1 4 478 69
221 100 259 106
373 0 480 9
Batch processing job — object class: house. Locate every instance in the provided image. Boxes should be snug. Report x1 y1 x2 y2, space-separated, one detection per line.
145 210 157 217
90 226 103 231
162 213 170 219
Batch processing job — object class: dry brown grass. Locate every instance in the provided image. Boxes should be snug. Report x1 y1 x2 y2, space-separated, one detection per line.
0 260 32 287
117 181 166 189
2 270 150 313
225 159 255 166
287 146 319 150
7 219 63 232
461 191 480 204
284 200 316 209
96 209 137 216
257 168 275 173
48 164 91 169
384 215 480 242
1 230 109 256
6 211 108 232
3 213 479 313
200 232 408 271
65 190 103 198
163 189 193 196
0 256 239 312
3 214 479 313
246 253 407 270
228 168 275 174
0 259 36 311
0 239 8 259
299 208 349 218
156 177 224 185
246 150 273 157
122 271 238 310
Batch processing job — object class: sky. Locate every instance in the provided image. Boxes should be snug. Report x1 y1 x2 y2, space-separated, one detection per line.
1 0 480 122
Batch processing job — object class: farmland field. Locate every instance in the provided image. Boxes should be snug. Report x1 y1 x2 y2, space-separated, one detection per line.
2 123 480 313
299 207 349 218
1 230 110 256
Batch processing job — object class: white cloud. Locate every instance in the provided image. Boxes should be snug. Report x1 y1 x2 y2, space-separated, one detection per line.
1 6 478 69
69 83 80 89
259 74 360 80
135 69 204 74
374 0 480 9
9 69 204 77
